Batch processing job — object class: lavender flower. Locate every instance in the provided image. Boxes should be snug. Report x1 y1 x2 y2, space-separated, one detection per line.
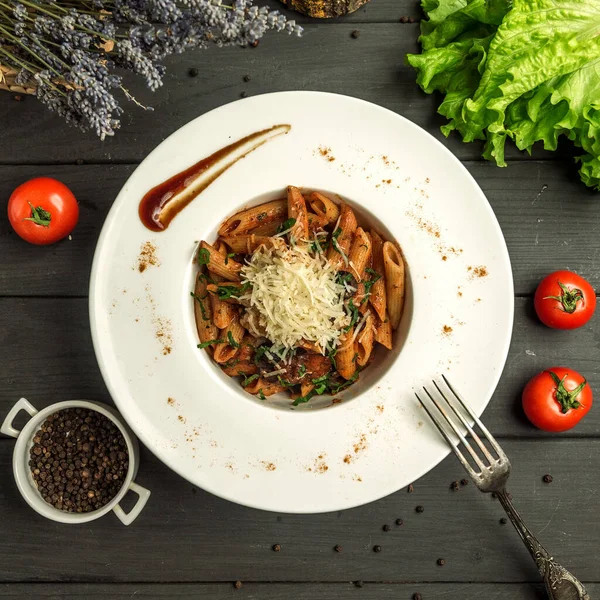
0 0 302 139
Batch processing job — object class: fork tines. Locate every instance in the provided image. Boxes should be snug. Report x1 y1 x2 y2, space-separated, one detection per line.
415 375 509 482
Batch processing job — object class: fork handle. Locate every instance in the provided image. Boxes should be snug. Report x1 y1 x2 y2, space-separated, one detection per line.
497 490 590 600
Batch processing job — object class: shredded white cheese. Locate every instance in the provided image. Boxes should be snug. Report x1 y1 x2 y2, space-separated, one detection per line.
240 245 350 350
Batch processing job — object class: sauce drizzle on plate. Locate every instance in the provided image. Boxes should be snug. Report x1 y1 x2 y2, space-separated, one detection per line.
139 124 291 231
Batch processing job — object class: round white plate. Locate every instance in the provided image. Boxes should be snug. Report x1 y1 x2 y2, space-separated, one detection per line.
90 92 513 513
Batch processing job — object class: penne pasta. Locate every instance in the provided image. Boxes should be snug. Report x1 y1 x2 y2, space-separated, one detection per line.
237 336 257 362
308 191 340 224
374 313 393 350
221 361 258 377
200 241 242 282
287 185 309 243
357 313 375 367
307 213 329 234
250 219 285 237
210 275 236 330
369 229 387 321
244 378 286 397
298 339 323 354
219 234 285 254
336 328 357 380
193 270 219 349
348 228 372 281
213 316 245 364
326 203 358 271
383 241 405 330
218 200 287 236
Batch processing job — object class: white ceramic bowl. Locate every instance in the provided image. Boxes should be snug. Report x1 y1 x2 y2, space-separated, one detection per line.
1 398 150 525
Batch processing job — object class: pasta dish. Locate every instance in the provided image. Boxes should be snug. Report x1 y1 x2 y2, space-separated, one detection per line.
192 186 405 405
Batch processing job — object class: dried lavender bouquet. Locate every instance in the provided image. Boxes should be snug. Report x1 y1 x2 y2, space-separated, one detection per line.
0 0 302 138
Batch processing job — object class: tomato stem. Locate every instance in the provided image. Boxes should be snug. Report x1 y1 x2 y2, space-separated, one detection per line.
24 202 52 227
543 280 584 314
547 370 586 414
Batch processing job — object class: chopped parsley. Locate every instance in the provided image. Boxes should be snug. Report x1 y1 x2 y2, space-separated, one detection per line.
197 247 210 265
336 272 354 286
224 252 236 265
328 370 360 394
277 375 295 388
298 364 307 378
362 268 382 304
215 281 250 300
277 217 297 233
227 331 240 349
241 373 259 387
190 292 209 320
344 299 360 333
254 345 269 365
258 390 266 400
197 338 224 349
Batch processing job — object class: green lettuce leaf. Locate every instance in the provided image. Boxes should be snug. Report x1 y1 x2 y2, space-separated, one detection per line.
407 0 600 190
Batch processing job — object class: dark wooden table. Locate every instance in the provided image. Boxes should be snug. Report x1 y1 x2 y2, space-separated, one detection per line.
1 1 599 598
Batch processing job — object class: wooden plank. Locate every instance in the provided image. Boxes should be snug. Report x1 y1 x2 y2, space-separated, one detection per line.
0 24 565 164
0 437 597 582
0 298 599 436
1 583 599 598
0 162 598 297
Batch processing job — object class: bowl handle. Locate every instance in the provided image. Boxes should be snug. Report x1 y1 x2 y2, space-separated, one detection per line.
113 482 151 526
1 398 38 438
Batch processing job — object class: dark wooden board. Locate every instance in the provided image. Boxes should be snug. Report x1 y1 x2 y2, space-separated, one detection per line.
0 295 598 437
0 162 598 298
1 582 599 599
0 437 597 582
0 24 570 165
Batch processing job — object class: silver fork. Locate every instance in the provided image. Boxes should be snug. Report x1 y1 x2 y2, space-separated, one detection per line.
416 375 590 600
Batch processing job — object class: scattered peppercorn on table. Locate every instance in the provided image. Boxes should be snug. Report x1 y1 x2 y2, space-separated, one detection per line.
0 1 598 598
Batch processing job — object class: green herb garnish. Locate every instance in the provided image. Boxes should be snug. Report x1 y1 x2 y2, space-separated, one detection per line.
254 345 269 365
197 338 224 349
344 299 360 333
197 247 210 265
215 281 250 300
258 390 266 400
190 292 209 320
227 331 240 349
298 364 307 378
224 252 236 265
241 373 259 387
277 217 296 233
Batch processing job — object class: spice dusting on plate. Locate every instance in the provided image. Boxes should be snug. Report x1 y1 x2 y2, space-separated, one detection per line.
307 454 329 474
262 461 276 471
469 265 489 279
316 146 336 162
137 241 160 273
442 325 453 336
29 408 128 513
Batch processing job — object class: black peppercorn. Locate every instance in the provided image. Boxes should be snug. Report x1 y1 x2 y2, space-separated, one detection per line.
243 75 251 82
373 545 382 553
408 17 416 23
500 518 508 525
543 474 553 483
355 581 364 588
395 518 403 526
413 594 422 600
460 479 469 486
14 94 23 102
188 67 199 77
416 505 424 513
437 558 445 566
240 91 248 98
450 481 460 491
491 492 498 499
234 581 242 589
408 484 414 493
351 30 360 39
250 40 259 48
272 544 281 552
334 544 342 553
400 16 409 23
382 524 391 532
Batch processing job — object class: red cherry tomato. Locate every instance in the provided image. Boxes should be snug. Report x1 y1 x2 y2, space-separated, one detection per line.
8 177 79 245
534 270 596 329
522 367 592 432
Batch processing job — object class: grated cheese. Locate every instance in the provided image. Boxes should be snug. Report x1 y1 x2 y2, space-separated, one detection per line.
240 245 350 350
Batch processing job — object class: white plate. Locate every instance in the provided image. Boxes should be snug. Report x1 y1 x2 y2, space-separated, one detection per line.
90 92 513 513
